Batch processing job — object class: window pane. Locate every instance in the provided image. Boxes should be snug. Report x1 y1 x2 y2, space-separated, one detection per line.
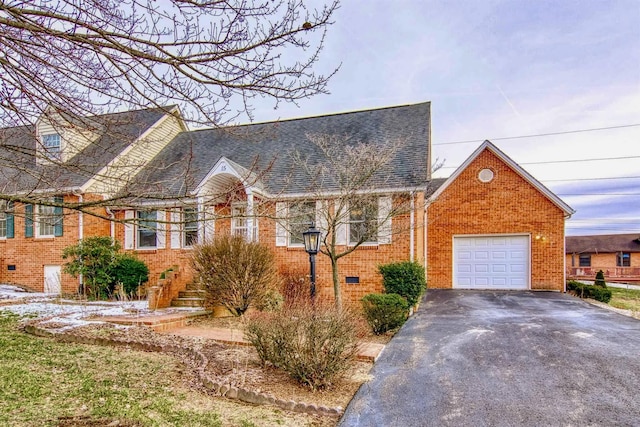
289 201 315 245
137 211 157 248
38 205 56 236
42 134 61 158
349 199 378 244
183 208 198 247
0 201 6 238
578 254 591 267
618 252 631 267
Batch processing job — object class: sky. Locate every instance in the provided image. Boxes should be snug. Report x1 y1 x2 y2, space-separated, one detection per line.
240 0 640 236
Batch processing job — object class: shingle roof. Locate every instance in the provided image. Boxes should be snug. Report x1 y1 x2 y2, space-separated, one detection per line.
566 234 640 254
0 107 169 193
132 102 431 198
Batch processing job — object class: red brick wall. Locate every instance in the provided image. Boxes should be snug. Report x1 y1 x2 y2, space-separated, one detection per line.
115 195 424 306
0 193 112 293
427 148 566 291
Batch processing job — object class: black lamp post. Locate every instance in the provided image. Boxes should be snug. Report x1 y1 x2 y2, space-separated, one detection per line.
302 222 321 300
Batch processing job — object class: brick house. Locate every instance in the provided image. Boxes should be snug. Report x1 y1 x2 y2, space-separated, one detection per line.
566 234 640 284
0 102 574 304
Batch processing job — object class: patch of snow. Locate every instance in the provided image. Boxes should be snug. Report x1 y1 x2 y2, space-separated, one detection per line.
0 284 55 300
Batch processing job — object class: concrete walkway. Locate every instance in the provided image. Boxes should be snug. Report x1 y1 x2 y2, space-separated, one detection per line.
339 290 640 427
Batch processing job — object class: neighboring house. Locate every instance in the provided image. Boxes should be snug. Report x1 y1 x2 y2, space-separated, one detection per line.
0 102 574 304
566 234 640 284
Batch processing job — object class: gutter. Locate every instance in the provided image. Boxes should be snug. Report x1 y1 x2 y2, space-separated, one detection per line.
72 190 84 292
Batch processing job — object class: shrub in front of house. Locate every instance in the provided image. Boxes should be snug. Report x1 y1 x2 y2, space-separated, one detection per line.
110 254 149 297
378 261 426 307
245 303 362 390
279 266 310 308
594 270 607 288
62 236 120 299
190 234 278 316
361 293 410 335
567 280 612 303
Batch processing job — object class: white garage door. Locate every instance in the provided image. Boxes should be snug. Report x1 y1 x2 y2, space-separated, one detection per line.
453 235 529 290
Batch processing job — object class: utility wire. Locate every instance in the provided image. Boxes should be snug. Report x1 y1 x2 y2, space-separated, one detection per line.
438 155 640 169
543 175 640 183
558 193 640 196
434 123 640 146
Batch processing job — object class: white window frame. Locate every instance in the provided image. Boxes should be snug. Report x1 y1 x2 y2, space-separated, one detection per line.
183 207 199 247
42 133 61 160
288 201 316 246
136 210 158 249
231 203 258 240
36 204 56 238
0 211 6 239
0 200 7 239
348 198 379 245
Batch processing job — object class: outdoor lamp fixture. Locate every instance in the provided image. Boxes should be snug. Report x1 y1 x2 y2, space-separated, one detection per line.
302 222 322 300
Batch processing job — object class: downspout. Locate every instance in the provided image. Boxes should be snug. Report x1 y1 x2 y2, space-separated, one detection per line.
409 192 415 262
424 202 428 268
72 191 84 292
105 206 116 239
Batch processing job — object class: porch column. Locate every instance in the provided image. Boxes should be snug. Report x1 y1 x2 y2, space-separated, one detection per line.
246 190 255 242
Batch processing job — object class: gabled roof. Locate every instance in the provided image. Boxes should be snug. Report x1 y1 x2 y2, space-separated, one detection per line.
428 140 575 217
131 102 431 199
0 106 175 194
566 234 640 254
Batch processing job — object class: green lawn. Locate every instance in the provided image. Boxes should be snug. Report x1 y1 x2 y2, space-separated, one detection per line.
608 287 640 313
0 311 315 427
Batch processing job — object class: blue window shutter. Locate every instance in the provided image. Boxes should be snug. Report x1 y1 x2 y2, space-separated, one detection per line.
25 204 33 238
54 196 63 237
6 202 14 238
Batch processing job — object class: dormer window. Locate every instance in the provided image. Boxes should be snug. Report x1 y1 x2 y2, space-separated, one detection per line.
42 133 61 159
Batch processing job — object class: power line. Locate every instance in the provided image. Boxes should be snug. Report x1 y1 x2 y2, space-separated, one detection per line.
558 193 640 196
523 155 640 165
434 123 640 146
543 175 640 183
438 154 640 169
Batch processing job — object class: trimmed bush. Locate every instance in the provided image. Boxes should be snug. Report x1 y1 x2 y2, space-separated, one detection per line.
191 234 278 316
594 270 607 288
245 303 362 390
110 254 149 295
361 293 409 335
378 261 426 306
567 280 612 303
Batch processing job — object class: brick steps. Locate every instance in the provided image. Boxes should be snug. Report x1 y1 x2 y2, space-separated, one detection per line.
99 310 210 332
171 297 206 308
170 283 206 308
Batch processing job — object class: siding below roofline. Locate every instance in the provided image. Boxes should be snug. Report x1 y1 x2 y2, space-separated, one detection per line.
84 112 185 196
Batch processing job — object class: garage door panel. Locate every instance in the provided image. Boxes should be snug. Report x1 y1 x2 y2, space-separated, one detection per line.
454 235 529 290
492 264 507 273
492 251 507 260
474 264 489 273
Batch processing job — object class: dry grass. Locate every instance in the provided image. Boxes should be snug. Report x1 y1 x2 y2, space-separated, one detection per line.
0 311 339 427
608 286 640 315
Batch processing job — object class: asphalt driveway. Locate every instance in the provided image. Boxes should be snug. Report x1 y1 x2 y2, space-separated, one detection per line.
339 290 640 426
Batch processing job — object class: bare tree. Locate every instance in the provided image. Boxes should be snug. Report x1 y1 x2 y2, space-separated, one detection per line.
0 0 339 214
288 133 435 309
0 0 339 128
